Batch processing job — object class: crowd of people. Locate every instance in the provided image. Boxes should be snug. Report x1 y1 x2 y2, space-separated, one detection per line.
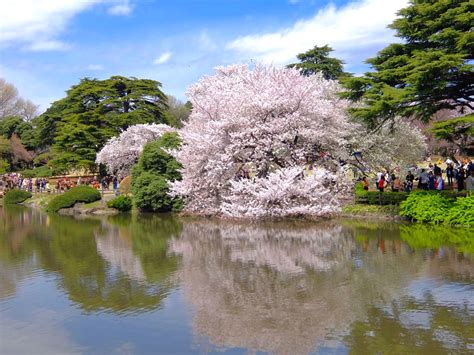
0 173 120 194
361 159 474 193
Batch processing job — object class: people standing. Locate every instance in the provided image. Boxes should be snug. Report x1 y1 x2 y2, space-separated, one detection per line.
446 164 454 186
392 176 401 192
436 174 444 191
466 170 474 191
419 169 429 190
456 167 466 191
378 175 385 192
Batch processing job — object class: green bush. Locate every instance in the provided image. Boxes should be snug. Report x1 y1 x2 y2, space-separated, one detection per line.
444 195 474 228
46 185 101 213
132 132 183 212
4 189 32 204
400 191 453 224
107 195 133 212
20 166 54 178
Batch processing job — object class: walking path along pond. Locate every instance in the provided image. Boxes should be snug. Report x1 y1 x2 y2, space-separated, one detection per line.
0 205 473 354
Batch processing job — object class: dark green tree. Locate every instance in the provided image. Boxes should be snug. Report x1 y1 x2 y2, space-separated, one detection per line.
132 132 183 212
287 45 349 80
343 0 473 127
0 116 36 150
33 76 169 171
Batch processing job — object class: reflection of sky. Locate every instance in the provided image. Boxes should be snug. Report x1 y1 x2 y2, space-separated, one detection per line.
0 272 253 354
406 277 474 314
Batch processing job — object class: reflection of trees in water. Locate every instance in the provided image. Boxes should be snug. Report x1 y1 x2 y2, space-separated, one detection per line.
169 219 424 354
0 205 49 298
0 207 180 314
345 292 474 354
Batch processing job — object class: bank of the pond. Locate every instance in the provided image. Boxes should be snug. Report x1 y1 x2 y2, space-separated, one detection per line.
20 192 119 216
340 204 402 221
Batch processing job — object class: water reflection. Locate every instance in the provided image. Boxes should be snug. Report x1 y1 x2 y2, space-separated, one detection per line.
168 220 424 354
0 207 473 354
0 206 179 314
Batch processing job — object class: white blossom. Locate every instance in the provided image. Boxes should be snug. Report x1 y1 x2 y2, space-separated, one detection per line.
96 123 175 178
171 64 355 217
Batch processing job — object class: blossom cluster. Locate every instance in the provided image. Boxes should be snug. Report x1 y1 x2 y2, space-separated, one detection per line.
171 64 354 217
96 123 175 178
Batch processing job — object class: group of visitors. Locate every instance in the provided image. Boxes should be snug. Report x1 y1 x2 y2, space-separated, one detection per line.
361 159 474 193
0 173 120 194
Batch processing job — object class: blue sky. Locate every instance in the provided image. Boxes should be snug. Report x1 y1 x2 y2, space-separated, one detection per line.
0 0 408 112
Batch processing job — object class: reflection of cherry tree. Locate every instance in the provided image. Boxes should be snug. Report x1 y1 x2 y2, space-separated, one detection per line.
95 224 146 282
169 220 423 354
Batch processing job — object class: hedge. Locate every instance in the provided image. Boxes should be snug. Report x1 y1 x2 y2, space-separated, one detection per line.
4 189 32 204
46 186 101 213
354 183 469 206
107 195 133 212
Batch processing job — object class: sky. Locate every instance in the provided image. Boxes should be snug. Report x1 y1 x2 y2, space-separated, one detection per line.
0 0 409 112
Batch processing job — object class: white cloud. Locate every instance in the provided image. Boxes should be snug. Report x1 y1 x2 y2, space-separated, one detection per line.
198 31 218 52
226 0 409 66
107 0 133 16
86 64 104 71
26 39 71 52
153 51 172 65
0 0 100 51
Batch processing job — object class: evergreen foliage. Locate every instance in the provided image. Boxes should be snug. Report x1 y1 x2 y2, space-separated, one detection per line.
3 189 32 204
343 0 473 126
46 186 101 213
287 45 349 80
132 132 183 212
431 114 474 155
33 76 169 171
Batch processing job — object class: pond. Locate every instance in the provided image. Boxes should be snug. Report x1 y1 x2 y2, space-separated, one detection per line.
0 205 473 354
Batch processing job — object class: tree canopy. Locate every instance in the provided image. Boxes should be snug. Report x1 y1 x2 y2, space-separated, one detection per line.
33 76 169 171
287 45 349 80
342 0 473 126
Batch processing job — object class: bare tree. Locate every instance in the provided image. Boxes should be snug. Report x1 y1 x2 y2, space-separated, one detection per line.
0 78 38 120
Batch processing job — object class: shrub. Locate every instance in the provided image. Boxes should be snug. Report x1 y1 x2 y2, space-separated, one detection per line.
399 191 453 224
46 186 101 213
354 183 409 205
20 166 54 178
119 176 132 195
4 189 32 204
107 195 133 212
132 132 183 212
444 195 474 228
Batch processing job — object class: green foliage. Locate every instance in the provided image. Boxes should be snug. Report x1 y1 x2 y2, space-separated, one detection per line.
400 224 474 255
132 132 183 212
107 195 133 212
20 166 54 178
342 0 473 126
431 114 474 155
33 76 169 170
355 184 409 205
287 44 350 80
444 195 474 228
4 189 32 204
0 116 36 150
46 186 101 213
399 191 453 224
342 204 400 216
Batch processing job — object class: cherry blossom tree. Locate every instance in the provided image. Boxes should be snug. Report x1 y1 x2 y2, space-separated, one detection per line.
96 123 174 178
349 117 427 174
171 64 356 217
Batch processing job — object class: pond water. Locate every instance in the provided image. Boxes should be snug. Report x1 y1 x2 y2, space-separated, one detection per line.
0 205 473 354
